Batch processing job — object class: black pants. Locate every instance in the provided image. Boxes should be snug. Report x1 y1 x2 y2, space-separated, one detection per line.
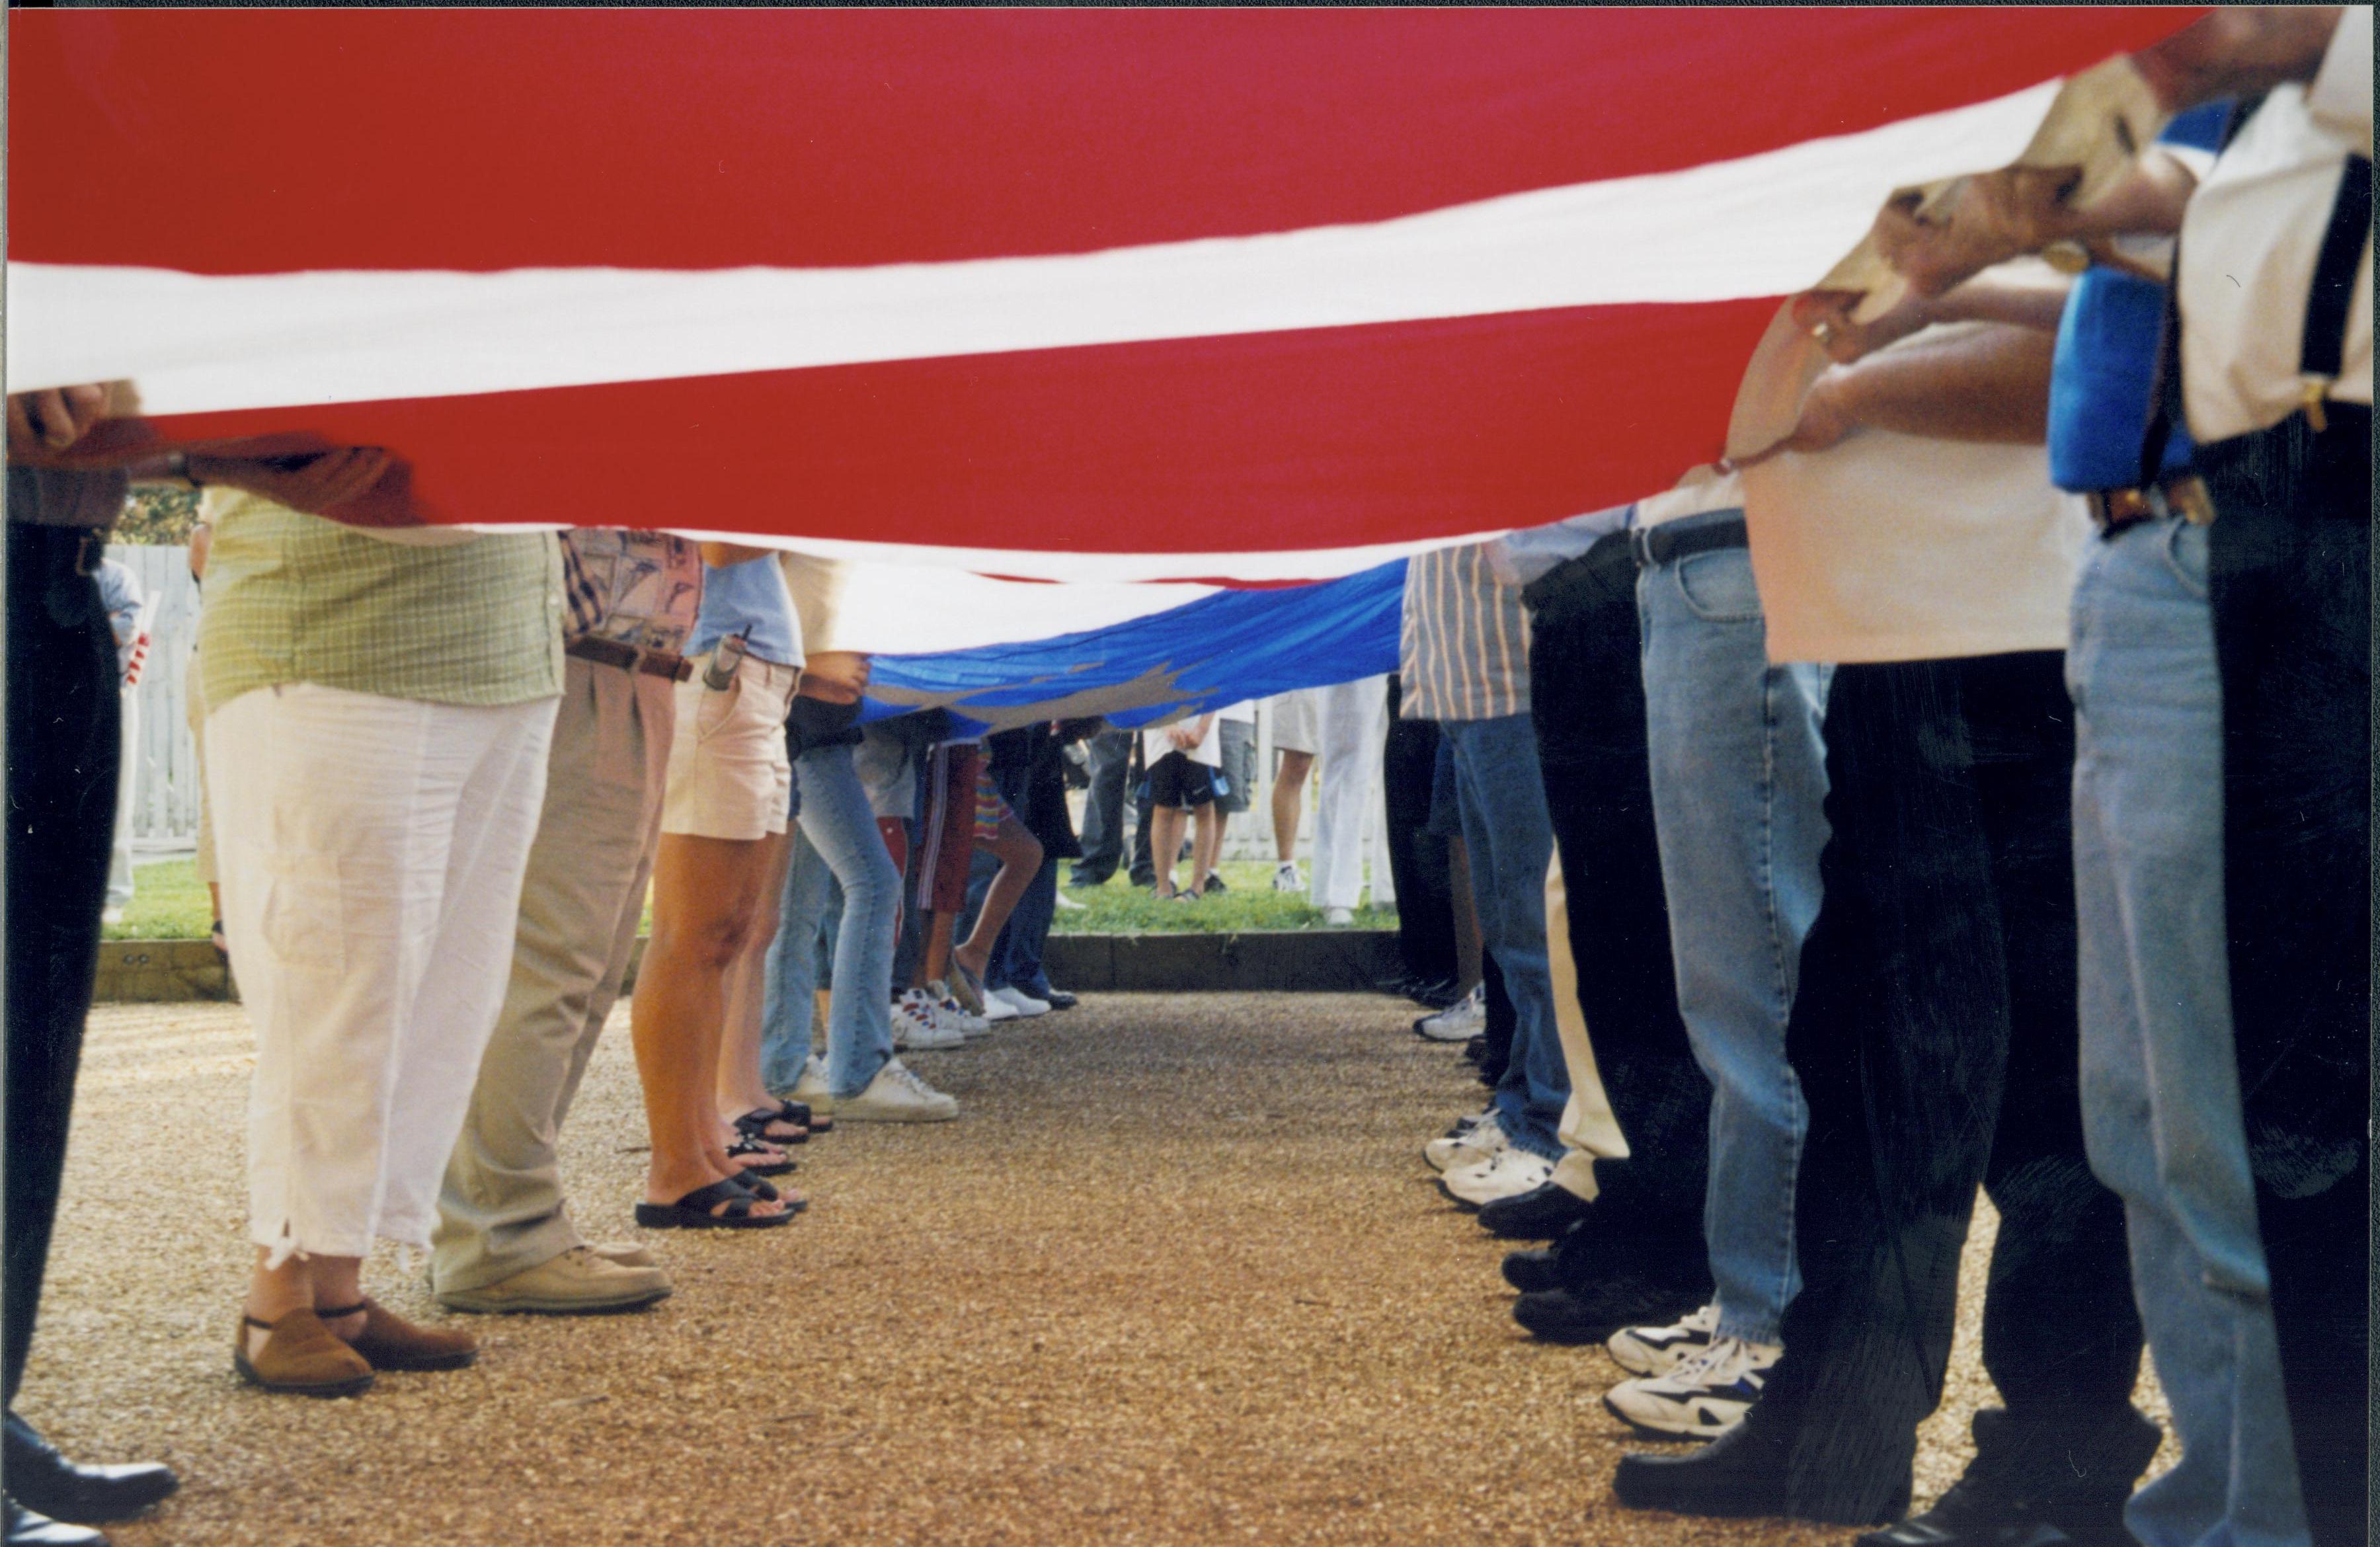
5 528 120 1407
1069 729 1134 885
1522 534 1710 1265
1750 654 2145 1525
1382 677 1458 986
2201 411 2370 1547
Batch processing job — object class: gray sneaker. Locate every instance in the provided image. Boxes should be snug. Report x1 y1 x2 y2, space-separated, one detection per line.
836 1058 959 1123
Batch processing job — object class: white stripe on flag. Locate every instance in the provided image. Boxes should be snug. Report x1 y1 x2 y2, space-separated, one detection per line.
6 82 2059 409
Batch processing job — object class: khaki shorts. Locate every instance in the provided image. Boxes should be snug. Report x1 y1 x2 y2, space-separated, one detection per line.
661 654 800 841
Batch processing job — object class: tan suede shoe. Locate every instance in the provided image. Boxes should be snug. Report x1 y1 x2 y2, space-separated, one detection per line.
434 1246 672 1315
233 1308 375 1397
323 1299 478 1372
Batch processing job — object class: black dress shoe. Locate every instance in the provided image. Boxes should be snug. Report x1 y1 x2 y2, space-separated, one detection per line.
2 1416 177 1525
3 1500 107 1547
1476 1179 1594 1240
1511 1274 1706 1343
1855 1408 2160 1547
1612 1418 1791 1518
1462 1035 1486 1065
1501 1242 1563 1292
1038 988 1077 1010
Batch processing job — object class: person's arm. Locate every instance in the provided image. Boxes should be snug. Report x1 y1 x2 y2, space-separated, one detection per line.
2131 5 2344 114
1872 151 2200 299
1757 323 2057 459
1794 272 2075 364
797 651 871 703
1167 713 1216 753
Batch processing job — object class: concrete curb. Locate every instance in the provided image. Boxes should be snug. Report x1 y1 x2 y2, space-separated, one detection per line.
93 930 1407 1003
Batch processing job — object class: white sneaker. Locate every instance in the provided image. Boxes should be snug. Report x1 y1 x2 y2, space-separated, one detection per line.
1053 891 1088 912
837 1058 959 1123
1603 1335 1780 1439
1424 1111 1507 1173
1415 985 1486 1042
1323 906 1356 926
788 1054 834 1109
931 990 991 1042
1440 1146 1554 1207
1273 862 1304 893
1606 1303 1723 1377
991 984 1050 1017
892 990 963 1051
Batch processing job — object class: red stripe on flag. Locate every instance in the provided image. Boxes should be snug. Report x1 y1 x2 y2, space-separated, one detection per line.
12 9 2200 274
145 300 1780 559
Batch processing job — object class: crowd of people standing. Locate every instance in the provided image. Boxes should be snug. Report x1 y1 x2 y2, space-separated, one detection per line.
1 8 2367 1546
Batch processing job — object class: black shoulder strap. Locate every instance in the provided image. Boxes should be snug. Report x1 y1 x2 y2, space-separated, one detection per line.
2300 153 2373 384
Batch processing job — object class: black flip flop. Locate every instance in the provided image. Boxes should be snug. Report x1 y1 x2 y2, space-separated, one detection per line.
727 1135 797 1178
633 1179 792 1230
727 1170 809 1213
734 1108 809 1147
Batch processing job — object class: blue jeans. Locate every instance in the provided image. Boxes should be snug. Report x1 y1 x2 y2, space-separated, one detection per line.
2069 517 2307 1547
758 743 900 1101
1443 713 1565 1160
1637 528 1830 1347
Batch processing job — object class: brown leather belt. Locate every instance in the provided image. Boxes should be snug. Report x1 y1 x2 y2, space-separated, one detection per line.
2084 474 2216 538
565 636 692 681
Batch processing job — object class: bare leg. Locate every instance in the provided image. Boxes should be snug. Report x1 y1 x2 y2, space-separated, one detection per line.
630 832 787 1216
1447 834 1483 997
245 1251 366 1359
918 909 957 991
1149 804 1187 898
717 828 799 1138
1187 801 1222 895
1272 749 1314 864
953 813 1044 982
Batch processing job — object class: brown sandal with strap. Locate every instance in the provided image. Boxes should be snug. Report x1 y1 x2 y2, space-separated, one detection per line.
233 1308 376 1397
315 1299 478 1372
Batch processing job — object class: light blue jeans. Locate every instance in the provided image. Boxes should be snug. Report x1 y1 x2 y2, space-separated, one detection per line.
1636 526 1829 1348
758 742 900 1101
1443 713 1566 1160
2069 516 2307 1547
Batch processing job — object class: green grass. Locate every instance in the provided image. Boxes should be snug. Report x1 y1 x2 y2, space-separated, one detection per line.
104 857 216 940
1051 859 1393 934
108 856 1390 940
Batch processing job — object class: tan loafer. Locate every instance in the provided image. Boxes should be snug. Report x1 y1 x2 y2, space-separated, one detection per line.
321 1299 478 1372
234 1309 375 1398
434 1247 672 1315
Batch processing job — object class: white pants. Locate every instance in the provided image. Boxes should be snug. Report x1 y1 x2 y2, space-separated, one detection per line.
1306 675 1394 910
208 683 557 1267
105 688 138 909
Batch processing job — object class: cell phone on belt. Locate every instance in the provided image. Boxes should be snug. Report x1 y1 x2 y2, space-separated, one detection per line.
703 633 749 692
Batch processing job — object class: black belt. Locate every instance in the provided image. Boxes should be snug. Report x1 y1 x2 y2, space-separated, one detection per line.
1630 515 1748 569
2084 474 2217 538
565 636 693 681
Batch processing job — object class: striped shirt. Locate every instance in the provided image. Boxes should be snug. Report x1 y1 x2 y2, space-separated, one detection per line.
1398 541 1530 722
197 489 563 711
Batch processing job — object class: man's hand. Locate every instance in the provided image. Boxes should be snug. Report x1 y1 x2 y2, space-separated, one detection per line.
7 385 111 460
797 650 871 704
1874 169 2081 298
191 448 393 516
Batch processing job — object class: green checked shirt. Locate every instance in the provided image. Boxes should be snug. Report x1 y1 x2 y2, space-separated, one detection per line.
197 490 564 711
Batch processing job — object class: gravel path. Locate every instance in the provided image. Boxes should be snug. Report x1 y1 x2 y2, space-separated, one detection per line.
28 995 2168 1546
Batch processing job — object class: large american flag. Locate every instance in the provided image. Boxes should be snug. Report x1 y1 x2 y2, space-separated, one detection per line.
9 10 2192 714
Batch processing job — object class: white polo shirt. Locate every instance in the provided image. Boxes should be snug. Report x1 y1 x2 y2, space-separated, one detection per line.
2176 10 2373 444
